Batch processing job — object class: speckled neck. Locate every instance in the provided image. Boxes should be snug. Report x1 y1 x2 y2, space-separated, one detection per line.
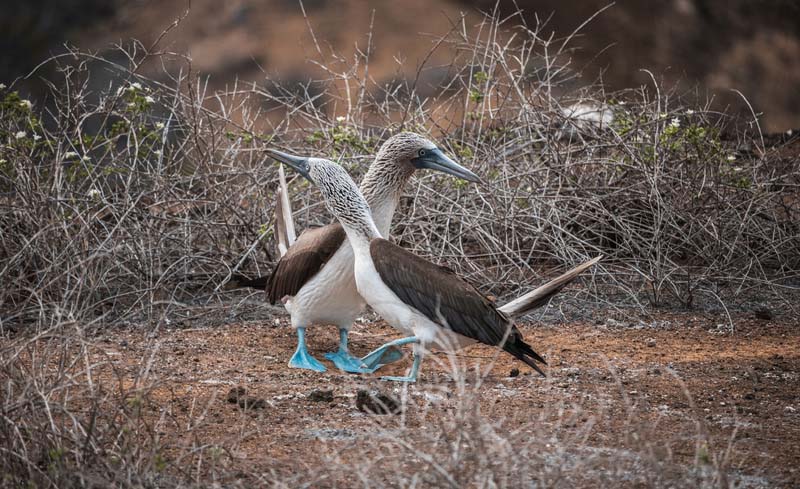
358 147 414 237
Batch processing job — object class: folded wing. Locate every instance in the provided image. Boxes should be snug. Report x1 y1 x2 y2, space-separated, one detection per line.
369 238 546 374
268 223 346 304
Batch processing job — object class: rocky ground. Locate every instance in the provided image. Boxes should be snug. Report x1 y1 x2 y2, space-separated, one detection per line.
79 309 800 487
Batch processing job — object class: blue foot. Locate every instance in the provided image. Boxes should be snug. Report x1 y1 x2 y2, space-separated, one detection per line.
361 336 418 370
380 374 418 382
325 350 374 373
288 327 327 372
379 347 422 383
325 327 385 374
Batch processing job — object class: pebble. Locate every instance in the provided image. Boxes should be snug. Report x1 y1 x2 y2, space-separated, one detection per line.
356 389 400 415
308 389 335 403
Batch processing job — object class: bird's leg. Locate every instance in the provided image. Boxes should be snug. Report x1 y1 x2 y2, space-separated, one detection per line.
288 326 327 372
324 328 373 373
381 342 423 383
361 336 417 370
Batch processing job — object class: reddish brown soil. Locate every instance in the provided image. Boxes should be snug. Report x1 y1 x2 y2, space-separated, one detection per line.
87 312 799 486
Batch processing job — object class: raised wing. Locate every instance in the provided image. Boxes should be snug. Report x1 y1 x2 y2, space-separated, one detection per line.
267 223 346 304
369 238 546 374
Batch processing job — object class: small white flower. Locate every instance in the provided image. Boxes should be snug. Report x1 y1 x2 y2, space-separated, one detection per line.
14 131 26 139
669 117 680 129
64 151 79 159
153 149 162 156
144 95 155 104
82 155 91 162
0 83 6 90
19 100 32 110
33 134 41 141
727 155 736 162
686 109 695 115
155 122 165 130
659 113 668 119
336 116 346 122
128 82 142 91
733 166 743 172
87 188 102 200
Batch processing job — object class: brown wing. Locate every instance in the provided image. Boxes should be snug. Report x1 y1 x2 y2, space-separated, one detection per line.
369 238 546 373
267 223 346 304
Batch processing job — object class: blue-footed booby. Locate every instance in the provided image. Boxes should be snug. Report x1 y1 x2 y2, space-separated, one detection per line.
269 153 601 382
263 133 479 373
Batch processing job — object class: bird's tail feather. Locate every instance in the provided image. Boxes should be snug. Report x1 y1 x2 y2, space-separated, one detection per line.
498 256 602 319
506 340 547 376
275 164 296 258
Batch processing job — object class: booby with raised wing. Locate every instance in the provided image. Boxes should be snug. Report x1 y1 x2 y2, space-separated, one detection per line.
263 133 479 373
269 153 600 382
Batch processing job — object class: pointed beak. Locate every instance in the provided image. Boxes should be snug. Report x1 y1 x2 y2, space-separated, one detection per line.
266 149 312 182
410 147 480 183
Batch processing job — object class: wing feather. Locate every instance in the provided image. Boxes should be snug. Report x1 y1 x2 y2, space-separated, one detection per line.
267 223 346 304
371 239 512 345
370 239 546 374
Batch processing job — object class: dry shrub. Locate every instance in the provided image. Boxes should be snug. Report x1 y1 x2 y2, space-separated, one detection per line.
0 7 795 488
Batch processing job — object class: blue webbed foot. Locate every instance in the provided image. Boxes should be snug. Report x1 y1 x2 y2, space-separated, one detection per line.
361 346 404 370
288 327 327 372
380 374 418 382
324 350 374 373
361 336 418 370
379 345 422 383
289 347 327 372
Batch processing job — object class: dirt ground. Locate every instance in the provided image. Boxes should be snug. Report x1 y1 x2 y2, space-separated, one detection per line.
86 310 799 486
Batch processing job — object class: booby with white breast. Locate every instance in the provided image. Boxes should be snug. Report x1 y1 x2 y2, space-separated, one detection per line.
269 153 600 382
264 133 479 373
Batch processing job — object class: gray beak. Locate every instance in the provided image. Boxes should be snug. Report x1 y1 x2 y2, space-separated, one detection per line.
266 149 312 182
410 147 480 183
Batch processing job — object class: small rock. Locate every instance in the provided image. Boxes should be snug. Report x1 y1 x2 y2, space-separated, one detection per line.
645 338 657 348
238 397 266 410
754 307 773 321
356 389 400 415
227 386 247 404
307 428 356 440
308 389 334 403
509 368 520 378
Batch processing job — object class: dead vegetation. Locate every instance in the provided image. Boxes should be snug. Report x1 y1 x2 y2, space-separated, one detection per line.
1 7 798 488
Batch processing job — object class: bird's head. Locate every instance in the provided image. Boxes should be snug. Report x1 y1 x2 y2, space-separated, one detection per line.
267 149 372 229
379 132 480 183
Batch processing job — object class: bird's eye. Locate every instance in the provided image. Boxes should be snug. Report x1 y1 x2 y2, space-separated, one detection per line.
418 149 426 157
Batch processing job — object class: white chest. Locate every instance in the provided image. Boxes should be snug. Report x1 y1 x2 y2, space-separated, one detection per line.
284 243 364 328
351 242 476 350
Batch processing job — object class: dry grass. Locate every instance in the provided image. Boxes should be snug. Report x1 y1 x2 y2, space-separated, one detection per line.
1 7 797 488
